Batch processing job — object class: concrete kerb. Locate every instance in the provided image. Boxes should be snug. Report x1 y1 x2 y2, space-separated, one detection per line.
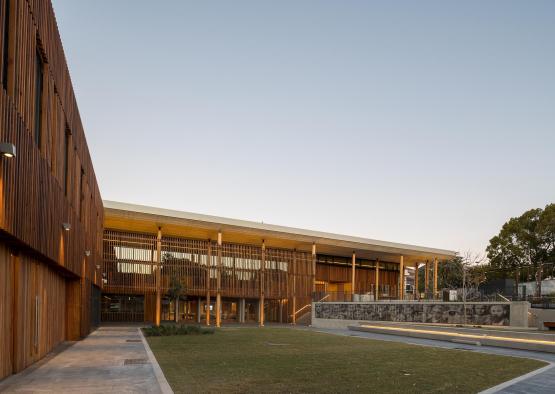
349 324 555 354
138 328 174 394
478 363 555 394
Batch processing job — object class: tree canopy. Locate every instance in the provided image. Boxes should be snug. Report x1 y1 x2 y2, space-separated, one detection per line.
486 203 555 295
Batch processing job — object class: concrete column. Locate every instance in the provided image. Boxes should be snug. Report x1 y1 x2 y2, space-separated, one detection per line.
216 232 222 328
155 228 162 326
197 297 201 323
374 260 379 301
399 255 404 300
239 298 245 323
351 252 356 297
414 264 419 300
433 257 438 299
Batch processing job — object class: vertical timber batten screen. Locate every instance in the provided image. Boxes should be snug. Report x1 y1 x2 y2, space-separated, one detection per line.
0 0 103 380
103 230 158 295
102 229 315 321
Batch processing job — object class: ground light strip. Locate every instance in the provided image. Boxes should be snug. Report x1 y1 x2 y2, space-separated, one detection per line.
358 325 555 346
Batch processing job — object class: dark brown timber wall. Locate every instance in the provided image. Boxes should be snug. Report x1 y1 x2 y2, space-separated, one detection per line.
0 0 103 380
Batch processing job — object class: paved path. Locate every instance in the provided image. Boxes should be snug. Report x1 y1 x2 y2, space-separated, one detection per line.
0 326 165 394
306 327 555 393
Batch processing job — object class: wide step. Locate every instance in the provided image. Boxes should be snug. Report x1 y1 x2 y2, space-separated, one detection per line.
349 324 555 354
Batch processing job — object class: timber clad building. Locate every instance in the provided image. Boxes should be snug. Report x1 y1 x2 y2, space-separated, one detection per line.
102 201 455 326
0 0 103 380
0 0 455 381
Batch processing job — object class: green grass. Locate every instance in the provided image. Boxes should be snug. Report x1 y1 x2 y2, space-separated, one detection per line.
147 328 546 393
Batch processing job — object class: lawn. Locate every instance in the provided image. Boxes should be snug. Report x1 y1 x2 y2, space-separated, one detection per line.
147 327 546 393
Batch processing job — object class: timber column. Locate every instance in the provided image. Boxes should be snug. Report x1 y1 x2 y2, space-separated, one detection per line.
399 255 404 300
216 232 222 327
206 242 211 326
374 259 379 301
351 252 356 299
312 243 317 294
433 257 438 299
292 251 297 325
425 260 430 296
155 228 162 326
414 263 419 300
259 241 266 327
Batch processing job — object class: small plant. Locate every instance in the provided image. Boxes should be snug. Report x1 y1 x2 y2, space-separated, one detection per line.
142 324 215 337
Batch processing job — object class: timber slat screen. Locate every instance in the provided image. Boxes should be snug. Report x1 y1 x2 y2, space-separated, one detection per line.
316 255 399 300
0 0 103 380
102 229 315 322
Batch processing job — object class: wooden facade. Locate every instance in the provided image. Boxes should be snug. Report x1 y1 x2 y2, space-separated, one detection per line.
102 229 315 324
101 202 455 325
0 0 103 380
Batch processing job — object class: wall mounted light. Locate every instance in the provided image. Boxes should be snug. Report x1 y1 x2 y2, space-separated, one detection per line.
84 250 91 257
62 223 71 231
0 142 16 158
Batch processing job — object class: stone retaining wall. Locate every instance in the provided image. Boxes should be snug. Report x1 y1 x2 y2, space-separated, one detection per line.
312 301 529 328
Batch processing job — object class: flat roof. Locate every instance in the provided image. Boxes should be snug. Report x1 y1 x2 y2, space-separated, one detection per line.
103 200 457 264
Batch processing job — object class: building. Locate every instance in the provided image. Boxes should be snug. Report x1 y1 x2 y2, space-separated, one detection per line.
0 0 103 380
102 201 456 326
0 0 456 381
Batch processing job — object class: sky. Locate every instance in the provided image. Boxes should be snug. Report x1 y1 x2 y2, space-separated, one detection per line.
51 0 555 256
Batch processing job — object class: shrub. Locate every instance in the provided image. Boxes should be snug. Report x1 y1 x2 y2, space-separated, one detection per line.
142 324 215 337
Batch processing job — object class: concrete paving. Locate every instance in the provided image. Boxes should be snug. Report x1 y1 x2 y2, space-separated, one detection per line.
305 326 555 393
491 365 555 394
2 323 552 393
0 326 164 394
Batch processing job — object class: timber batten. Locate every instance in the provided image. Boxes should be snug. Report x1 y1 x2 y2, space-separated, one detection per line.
0 0 102 380
101 201 454 324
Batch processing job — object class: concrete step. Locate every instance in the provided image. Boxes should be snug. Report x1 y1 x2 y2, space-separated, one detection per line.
358 321 555 342
348 323 555 354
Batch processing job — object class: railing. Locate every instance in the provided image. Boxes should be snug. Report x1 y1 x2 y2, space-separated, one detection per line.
312 289 403 303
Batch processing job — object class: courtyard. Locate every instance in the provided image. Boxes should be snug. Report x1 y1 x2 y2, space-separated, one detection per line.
147 327 545 393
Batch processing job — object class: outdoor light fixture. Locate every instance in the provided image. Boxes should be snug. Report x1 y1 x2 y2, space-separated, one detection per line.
62 223 71 231
0 142 16 158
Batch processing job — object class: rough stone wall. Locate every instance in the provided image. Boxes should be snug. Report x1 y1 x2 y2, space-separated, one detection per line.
314 302 511 326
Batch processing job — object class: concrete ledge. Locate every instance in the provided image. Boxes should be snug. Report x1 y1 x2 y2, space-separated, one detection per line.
349 324 555 354
351 321 555 342
139 328 174 394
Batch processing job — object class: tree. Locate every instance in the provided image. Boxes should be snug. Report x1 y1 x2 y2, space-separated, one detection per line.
538 204 555 265
487 204 554 297
437 257 464 290
486 219 527 292
167 276 184 323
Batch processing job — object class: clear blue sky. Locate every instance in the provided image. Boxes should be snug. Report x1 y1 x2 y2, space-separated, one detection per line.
51 0 555 256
